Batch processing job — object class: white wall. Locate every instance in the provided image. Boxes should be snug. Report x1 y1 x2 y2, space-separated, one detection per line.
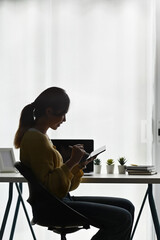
153 0 160 239
0 1 156 239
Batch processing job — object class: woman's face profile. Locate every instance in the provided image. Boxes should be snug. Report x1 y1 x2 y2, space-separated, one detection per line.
46 108 66 130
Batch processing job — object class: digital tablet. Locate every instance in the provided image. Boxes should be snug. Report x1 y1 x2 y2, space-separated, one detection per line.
86 145 106 160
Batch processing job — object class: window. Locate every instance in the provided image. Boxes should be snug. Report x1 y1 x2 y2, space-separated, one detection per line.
0 0 155 239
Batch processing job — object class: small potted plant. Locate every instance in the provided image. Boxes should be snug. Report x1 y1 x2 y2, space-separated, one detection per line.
94 158 101 174
118 157 127 174
106 159 114 174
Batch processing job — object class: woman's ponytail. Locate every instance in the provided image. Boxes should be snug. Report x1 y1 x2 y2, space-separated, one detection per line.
14 103 35 148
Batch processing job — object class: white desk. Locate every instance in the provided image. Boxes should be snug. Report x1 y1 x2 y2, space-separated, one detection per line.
0 172 26 182
0 173 160 240
1 172 160 183
82 173 160 184
1 171 160 183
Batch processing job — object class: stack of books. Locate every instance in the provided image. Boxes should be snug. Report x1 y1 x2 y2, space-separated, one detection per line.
126 165 157 175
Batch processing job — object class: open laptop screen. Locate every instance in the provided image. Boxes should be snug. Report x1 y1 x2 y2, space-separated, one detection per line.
51 139 94 173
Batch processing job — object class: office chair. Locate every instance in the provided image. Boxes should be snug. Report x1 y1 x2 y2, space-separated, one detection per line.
14 162 90 240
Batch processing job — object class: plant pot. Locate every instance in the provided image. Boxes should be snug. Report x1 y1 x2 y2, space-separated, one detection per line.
106 165 115 174
94 165 102 174
118 165 126 174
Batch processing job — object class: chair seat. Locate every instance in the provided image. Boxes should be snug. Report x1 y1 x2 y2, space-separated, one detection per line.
31 217 87 233
48 226 84 234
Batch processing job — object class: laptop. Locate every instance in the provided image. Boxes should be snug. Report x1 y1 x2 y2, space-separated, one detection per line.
0 148 17 173
51 139 94 175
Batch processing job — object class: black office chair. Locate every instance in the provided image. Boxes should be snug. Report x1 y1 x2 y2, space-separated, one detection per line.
14 162 90 240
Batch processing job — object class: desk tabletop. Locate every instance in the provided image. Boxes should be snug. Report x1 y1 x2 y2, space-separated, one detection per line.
0 172 26 183
81 173 160 184
0 172 160 184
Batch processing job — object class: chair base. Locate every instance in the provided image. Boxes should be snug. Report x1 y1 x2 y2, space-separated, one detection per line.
61 235 66 240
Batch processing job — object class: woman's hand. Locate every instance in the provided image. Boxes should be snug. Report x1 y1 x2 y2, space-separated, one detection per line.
79 155 98 169
65 144 87 170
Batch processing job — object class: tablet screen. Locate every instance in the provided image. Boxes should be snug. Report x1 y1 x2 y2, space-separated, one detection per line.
86 145 106 160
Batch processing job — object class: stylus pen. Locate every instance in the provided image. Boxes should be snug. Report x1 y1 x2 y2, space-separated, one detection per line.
68 145 90 157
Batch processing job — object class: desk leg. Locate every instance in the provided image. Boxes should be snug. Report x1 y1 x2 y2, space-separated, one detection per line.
15 183 37 240
9 183 22 240
148 184 160 239
130 186 148 240
0 183 13 240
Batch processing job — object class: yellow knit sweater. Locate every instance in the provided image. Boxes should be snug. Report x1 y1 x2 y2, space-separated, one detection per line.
20 129 84 199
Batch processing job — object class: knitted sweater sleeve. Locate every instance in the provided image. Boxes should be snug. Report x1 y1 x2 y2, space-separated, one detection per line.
20 131 83 199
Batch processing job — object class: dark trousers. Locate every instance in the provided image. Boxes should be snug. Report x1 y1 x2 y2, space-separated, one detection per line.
64 196 134 240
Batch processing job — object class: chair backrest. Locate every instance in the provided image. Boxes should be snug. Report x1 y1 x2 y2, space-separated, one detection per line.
15 161 90 229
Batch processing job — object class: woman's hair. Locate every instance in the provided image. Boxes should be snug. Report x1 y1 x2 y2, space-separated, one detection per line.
14 87 70 148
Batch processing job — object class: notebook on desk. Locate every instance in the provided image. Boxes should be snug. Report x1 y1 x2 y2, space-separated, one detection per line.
51 139 94 175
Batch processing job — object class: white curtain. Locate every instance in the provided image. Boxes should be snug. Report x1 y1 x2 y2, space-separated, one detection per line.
0 0 155 239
